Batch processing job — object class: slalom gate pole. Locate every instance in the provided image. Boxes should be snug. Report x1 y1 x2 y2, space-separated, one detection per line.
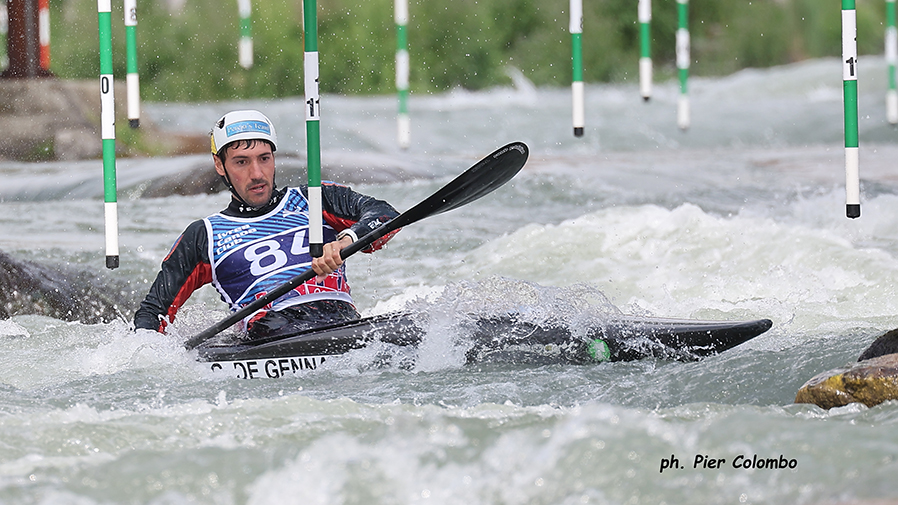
638 0 652 101
124 0 140 128
843 0 860 219
0 2 7 70
98 0 119 269
237 0 253 69
676 0 690 130
570 0 584 137
38 0 49 70
303 0 323 257
887 0 897 124
395 0 410 149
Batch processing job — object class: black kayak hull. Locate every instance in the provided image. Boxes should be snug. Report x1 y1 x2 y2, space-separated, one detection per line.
197 312 773 378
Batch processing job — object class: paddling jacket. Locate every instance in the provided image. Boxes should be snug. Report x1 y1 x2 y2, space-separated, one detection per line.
133 184 399 333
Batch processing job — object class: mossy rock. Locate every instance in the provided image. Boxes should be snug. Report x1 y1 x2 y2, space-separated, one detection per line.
795 353 898 409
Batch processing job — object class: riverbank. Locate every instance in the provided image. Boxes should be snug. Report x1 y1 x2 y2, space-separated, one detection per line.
0 78 207 161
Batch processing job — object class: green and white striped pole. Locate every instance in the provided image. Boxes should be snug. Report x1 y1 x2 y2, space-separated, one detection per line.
237 0 253 69
98 0 119 269
638 0 652 101
843 0 860 218
303 0 323 257
887 0 897 124
395 0 410 149
676 0 690 130
570 0 584 137
124 0 140 128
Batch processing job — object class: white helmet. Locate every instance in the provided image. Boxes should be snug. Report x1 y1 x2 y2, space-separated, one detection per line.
210 110 278 155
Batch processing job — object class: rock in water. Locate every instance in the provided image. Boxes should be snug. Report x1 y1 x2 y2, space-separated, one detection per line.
0 250 133 324
795 353 898 409
857 329 898 361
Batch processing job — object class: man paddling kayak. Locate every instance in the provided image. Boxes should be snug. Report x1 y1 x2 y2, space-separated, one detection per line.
134 110 399 338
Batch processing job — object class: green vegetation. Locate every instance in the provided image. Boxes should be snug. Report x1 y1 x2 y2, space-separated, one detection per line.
23 139 54 162
46 0 889 102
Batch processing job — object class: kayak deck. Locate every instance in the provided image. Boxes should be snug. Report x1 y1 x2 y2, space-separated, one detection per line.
196 312 772 374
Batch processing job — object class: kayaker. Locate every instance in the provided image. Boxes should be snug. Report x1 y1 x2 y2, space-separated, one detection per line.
133 109 400 339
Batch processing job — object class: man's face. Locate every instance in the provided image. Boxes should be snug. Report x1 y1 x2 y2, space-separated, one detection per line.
214 141 276 208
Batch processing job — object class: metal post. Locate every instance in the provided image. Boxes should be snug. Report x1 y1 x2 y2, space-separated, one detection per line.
395 0 410 149
676 0 690 130
638 0 652 101
37 0 48 69
570 0 584 137
237 0 253 69
0 2 8 70
124 0 141 128
886 0 897 124
303 0 323 258
98 0 119 268
3 0 49 78
843 0 860 219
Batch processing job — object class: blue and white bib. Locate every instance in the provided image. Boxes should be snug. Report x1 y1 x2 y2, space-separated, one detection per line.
204 188 352 321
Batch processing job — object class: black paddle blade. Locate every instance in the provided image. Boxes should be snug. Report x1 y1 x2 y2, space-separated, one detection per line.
339 141 529 258
395 142 529 227
184 142 530 350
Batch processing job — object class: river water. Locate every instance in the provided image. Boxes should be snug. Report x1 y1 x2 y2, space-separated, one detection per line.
2 57 898 504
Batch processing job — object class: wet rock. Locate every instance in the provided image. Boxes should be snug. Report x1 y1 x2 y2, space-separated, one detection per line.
0 250 136 324
135 159 227 198
0 79 206 161
857 329 898 361
54 128 103 161
795 353 898 409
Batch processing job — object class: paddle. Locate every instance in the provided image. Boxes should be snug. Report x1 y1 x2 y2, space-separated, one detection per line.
184 141 529 350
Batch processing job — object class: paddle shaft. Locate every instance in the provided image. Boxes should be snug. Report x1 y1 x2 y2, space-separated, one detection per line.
183 222 393 349
183 142 529 350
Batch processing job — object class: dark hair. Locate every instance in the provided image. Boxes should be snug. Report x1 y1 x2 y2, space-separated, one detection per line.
215 139 276 163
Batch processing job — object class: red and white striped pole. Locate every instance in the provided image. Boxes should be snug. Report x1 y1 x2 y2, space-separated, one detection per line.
38 0 49 70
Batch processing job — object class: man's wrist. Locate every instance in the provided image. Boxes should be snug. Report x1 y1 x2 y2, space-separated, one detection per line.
336 229 357 243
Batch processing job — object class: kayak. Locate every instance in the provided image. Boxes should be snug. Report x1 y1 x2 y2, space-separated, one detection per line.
196 312 773 379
